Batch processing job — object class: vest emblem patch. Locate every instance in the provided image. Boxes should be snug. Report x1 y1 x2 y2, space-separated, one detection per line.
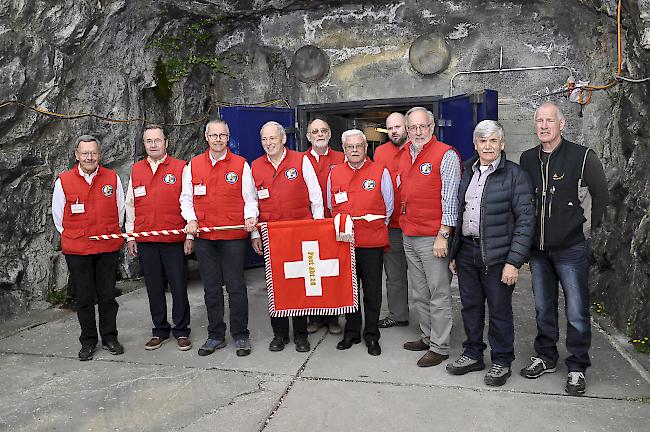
362 179 376 190
420 163 432 175
225 172 239 184
163 173 176 184
101 185 114 197
285 168 299 180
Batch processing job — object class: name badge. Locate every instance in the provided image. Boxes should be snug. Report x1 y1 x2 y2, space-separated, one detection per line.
194 184 207 196
133 185 146 197
334 191 348 204
396 175 401 188
71 203 85 214
258 188 270 199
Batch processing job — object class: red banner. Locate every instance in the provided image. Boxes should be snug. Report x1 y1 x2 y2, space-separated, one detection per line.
260 218 358 317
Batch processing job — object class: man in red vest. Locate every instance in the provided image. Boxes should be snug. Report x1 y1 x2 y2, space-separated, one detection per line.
327 129 393 356
52 135 125 361
399 107 461 367
182 119 258 357
374 112 410 329
304 117 345 336
125 124 193 352
251 121 324 353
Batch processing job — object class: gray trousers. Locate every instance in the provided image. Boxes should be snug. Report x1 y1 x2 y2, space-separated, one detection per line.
384 228 409 321
403 235 452 355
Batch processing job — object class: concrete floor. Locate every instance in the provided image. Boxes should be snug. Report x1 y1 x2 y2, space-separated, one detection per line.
1 266 649 432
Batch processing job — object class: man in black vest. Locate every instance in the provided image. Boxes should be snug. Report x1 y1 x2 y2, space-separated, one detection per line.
519 102 608 396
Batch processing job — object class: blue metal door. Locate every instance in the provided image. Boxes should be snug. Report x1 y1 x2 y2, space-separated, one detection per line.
436 90 498 162
219 106 296 267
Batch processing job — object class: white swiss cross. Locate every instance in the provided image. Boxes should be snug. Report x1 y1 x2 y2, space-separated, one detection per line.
284 240 340 296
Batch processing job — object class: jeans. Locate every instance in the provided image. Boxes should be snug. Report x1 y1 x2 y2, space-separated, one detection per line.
456 237 514 366
194 238 249 340
530 241 591 372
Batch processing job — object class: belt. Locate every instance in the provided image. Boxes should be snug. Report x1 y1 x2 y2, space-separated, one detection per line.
463 235 480 242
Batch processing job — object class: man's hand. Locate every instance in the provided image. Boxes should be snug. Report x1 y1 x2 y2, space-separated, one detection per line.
184 238 194 255
127 240 138 257
244 217 257 232
433 236 448 258
184 220 198 236
252 238 263 255
501 263 518 286
449 259 457 275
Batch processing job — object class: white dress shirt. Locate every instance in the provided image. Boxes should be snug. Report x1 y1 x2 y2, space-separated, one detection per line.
325 159 394 225
178 149 259 235
251 148 324 239
52 165 125 234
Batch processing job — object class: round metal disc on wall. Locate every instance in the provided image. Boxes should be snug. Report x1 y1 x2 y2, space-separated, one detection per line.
409 33 451 75
289 45 330 83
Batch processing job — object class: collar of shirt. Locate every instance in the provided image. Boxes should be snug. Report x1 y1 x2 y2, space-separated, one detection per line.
209 148 228 166
77 164 99 185
310 146 329 162
147 153 168 174
472 154 501 176
267 147 287 169
347 158 367 171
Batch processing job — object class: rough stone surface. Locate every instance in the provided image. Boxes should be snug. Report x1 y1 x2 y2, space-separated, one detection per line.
0 0 648 341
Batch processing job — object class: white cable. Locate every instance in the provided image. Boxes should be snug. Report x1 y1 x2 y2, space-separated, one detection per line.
617 75 650 83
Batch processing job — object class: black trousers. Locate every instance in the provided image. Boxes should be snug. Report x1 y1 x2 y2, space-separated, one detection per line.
194 237 249 340
65 251 120 346
344 247 384 343
138 241 190 338
271 316 308 340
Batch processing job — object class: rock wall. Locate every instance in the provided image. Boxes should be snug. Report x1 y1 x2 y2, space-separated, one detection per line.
0 0 648 338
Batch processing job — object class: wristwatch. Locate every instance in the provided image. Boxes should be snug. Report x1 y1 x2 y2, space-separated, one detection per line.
438 230 450 239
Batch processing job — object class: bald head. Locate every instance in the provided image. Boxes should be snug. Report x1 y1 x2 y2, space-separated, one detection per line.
386 112 407 147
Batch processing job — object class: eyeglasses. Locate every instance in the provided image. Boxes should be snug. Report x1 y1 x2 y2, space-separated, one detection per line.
310 128 330 135
78 151 99 158
343 144 365 150
207 133 229 140
144 138 165 145
261 136 281 143
407 123 432 132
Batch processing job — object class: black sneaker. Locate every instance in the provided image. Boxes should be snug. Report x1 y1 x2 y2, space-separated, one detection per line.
79 345 96 361
446 354 485 375
484 363 511 387
378 317 409 328
565 372 586 396
520 356 556 379
102 340 125 355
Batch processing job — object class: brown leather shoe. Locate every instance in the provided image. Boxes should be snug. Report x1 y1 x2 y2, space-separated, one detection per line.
417 351 449 367
403 339 429 351
177 337 192 351
145 336 168 351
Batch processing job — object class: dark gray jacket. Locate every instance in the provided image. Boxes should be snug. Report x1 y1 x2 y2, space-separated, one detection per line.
450 153 535 269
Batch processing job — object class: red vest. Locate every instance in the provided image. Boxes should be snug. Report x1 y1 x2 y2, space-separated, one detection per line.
59 165 123 255
398 136 457 237
131 156 186 243
304 147 345 218
373 142 407 229
330 160 389 248
252 149 313 222
190 150 247 240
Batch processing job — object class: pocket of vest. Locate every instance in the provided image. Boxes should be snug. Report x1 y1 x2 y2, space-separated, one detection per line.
62 228 85 239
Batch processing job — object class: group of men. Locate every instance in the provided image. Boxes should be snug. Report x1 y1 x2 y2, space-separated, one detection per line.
52 101 607 396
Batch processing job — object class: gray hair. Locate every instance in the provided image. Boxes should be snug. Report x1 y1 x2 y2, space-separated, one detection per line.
76 134 101 149
534 102 565 123
406 106 435 124
473 120 505 143
205 119 230 136
260 121 286 138
341 129 367 145
143 123 166 139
